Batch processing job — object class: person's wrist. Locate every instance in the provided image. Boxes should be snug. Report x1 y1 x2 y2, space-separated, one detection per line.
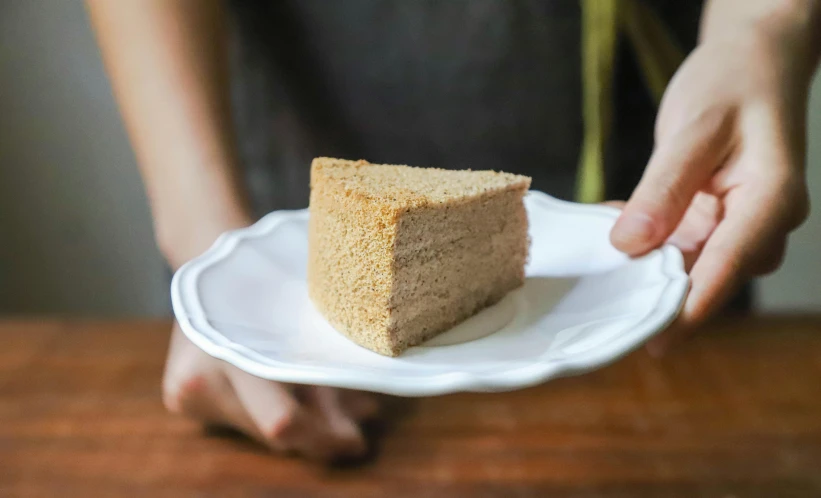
157 207 254 270
702 1 820 84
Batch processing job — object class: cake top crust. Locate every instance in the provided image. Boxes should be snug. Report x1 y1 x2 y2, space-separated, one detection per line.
311 157 531 209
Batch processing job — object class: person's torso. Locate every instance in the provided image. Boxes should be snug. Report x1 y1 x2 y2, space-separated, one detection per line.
227 0 700 213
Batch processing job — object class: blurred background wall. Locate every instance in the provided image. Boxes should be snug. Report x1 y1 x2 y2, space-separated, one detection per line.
0 1 819 317
0 1 169 316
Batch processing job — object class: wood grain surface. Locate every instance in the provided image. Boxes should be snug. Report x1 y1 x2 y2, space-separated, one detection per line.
1 317 820 497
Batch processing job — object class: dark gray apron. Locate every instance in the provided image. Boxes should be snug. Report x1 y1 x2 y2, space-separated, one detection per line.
225 0 750 310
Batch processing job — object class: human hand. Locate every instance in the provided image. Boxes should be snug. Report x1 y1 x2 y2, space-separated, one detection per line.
610 27 814 354
163 323 379 460
161 214 378 461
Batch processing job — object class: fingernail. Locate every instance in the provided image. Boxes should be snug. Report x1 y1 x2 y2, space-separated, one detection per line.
612 213 656 249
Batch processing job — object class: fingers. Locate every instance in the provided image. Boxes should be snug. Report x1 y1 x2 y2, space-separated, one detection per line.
644 124 805 354
646 226 786 357
749 237 788 275
163 325 270 440
665 192 724 272
163 324 370 461
306 387 368 452
600 200 626 210
337 389 380 422
678 186 795 329
163 323 223 417
611 109 735 256
226 369 366 461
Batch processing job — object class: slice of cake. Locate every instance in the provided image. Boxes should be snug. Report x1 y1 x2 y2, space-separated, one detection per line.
307 158 531 356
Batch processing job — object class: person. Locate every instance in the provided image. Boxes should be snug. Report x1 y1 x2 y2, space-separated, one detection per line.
86 0 820 461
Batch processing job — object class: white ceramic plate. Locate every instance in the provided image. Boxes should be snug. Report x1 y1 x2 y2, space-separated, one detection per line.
171 191 688 397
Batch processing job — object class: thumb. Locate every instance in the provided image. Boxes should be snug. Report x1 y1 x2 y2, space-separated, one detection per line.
610 112 733 256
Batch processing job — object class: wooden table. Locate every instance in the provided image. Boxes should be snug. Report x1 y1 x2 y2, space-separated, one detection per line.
1 318 820 497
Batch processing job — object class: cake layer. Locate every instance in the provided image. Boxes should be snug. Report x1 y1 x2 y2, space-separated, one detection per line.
312 158 531 209
386 184 529 353
389 275 523 352
393 236 525 300
307 157 531 357
308 170 398 355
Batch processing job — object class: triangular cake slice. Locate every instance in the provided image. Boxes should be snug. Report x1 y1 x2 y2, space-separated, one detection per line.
307 158 531 356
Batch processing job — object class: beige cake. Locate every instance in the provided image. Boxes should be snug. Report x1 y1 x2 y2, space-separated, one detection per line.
307 158 531 356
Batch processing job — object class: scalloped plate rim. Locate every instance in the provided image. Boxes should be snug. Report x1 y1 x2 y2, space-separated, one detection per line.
171 191 689 397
